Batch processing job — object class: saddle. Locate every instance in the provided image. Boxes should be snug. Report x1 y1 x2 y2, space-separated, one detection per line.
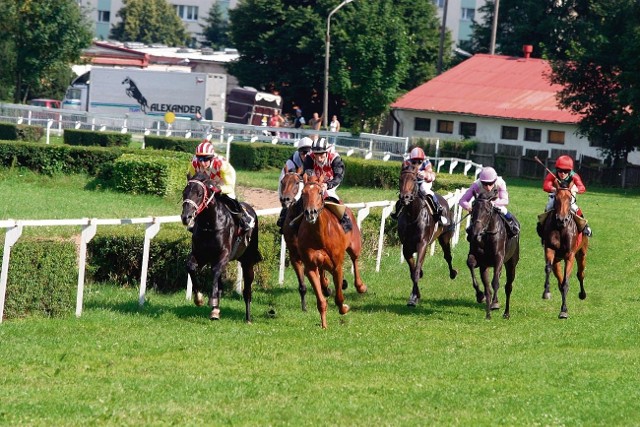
324 197 352 232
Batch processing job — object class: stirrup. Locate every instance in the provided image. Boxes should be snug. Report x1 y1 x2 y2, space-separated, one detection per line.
583 226 592 237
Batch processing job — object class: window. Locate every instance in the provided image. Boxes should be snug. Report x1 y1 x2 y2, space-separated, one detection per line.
459 122 477 138
97 10 110 22
548 130 565 144
501 126 518 140
524 128 542 142
433 0 445 8
437 120 454 134
461 8 475 21
175 5 199 21
414 118 431 132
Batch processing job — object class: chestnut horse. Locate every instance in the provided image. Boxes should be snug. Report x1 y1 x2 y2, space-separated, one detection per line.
541 182 588 319
297 174 367 329
181 173 261 322
466 189 519 319
397 163 457 307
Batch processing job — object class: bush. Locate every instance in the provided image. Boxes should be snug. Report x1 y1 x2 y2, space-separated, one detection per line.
3 239 78 320
144 135 200 153
0 123 44 142
64 129 131 147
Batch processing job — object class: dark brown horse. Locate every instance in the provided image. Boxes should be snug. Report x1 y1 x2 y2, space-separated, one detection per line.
541 181 588 319
466 189 519 319
181 173 261 322
297 174 367 329
397 163 457 307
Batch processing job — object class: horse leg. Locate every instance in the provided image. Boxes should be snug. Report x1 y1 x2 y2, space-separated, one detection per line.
405 247 421 307
554 260 570 319
186 254 205 307
209 264 225 321
438 233 458 279
290 253 308 311
490 257 505 311
543 249 553 300
240 260 255 324
466 253 484 303
332 265 350 316
480 266 493 319
576 247 587 300
305 268 328 329
346 244 367 294
503 259 516 319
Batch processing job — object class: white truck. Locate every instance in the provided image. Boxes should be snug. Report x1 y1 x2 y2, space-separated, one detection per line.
62 67 227 121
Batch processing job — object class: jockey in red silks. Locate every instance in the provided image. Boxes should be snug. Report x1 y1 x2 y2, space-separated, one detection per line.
276 136 314 228
537 155 592 237
391 147 447 225
459 166 520 237
187 141 253 232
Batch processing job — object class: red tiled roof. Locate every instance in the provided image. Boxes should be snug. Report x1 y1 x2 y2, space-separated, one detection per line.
391 53 580 124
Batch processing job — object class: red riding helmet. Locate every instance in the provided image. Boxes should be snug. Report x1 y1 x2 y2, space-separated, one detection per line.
195 141 215 157
409 147 425 161
555 155 574 170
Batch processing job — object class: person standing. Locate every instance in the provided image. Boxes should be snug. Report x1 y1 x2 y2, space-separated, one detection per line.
329 115 340 132
309 112 323 131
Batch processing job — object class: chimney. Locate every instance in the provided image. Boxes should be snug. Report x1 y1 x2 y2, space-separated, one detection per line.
523 45 533 59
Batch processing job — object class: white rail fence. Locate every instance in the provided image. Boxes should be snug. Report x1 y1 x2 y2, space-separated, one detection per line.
0 191 471 323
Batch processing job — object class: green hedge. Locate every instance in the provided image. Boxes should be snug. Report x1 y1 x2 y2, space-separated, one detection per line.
144 135 201 153
0 123 44 142
3 239 78 320
64 129 131 147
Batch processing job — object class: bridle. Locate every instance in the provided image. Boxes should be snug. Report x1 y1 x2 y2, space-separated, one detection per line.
279 172 303 204
183 179 216 217
399 168 419 204
471 197 498 237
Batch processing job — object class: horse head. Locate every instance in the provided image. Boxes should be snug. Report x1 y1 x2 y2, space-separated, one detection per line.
399 163 418 206
469 189 498 243
553 181 573 228
279 167 303 209
301 173 325 224
181 173 217 231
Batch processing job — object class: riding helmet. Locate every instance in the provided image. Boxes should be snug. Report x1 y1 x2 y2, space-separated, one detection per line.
311 138 329 153
298 137 313 151
195 141 215 157
409 147 426 161
555 155 574 170
479 166 498 183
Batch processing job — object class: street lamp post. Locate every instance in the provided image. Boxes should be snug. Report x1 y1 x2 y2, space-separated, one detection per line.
323 0 354 129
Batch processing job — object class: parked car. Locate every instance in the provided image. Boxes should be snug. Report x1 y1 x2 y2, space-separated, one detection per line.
28 98 61 109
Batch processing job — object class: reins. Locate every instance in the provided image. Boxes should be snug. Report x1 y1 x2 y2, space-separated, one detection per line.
183 179 216 216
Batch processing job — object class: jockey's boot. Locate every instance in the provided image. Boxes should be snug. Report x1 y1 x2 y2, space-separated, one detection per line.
340 211 353 233
583 224 592 237
430 194 448 225
390 199 402 220
276 207 288 233
504 212 520 237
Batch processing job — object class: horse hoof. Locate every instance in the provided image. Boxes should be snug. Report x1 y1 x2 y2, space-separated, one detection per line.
476 294 485 304
322 287 332 297
490 302 500 310
558 312 568 319
579 292 587 300
209 308 221 320
407 297 419 307
542 292 551 300
450 269 458 280
194 292 205 307
339 304 350 315
342 279 348 290
503 312 510 319
356 284 367 294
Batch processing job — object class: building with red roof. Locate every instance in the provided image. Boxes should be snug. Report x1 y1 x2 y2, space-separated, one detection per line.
391 52 607 164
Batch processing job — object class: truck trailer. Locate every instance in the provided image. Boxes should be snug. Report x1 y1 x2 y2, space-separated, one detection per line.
226 87 282 125
62 67 227 121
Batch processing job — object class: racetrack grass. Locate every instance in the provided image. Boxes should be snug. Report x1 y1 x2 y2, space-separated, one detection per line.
1 171 639 425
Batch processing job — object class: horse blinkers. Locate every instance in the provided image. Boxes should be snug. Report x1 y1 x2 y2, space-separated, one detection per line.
181 179 210 230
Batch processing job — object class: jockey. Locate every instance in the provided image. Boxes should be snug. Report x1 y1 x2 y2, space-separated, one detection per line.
302 137 345 202
276 136 313 228
537 155 592 237
459 166 520 237
391 147 447 225
187 141 254 232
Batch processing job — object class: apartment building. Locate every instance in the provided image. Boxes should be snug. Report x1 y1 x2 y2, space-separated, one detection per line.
433 0 488 47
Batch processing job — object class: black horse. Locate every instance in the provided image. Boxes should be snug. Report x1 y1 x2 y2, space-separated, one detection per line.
181 173 262 322
122 77 149 113
397 164 457 306
466 189 520 319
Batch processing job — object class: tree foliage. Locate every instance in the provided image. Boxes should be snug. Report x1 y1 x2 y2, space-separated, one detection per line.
228 0 447 131
110 0 188 46
0 0 93 103
201 3 230 50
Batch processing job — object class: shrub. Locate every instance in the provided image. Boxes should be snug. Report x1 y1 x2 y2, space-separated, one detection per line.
144 135 200 153
64 129 131 147
0 123 44 142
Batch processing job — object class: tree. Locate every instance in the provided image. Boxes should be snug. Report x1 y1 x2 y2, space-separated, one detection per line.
549 0 640 163
110 0 188 46
228 0 446 131
467 0 580 59
0 0 93 103
201 3 230 49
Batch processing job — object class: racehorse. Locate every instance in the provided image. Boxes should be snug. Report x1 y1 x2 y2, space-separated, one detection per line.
122 77 149 113
181 173 261 322
466 188 519 319
297 173 367 329
397 163 457 307
541 181 588 319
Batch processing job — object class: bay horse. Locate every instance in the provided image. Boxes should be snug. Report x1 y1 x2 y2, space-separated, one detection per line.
297 174 367 329
397 163 457 307
181 173 262 322
541 182 588 319
466 189 519 319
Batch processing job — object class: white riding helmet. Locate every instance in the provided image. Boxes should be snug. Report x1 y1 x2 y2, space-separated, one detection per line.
297 137 313 151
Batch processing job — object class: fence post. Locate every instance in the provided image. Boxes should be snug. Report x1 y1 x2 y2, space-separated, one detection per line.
139 219 161 306
76 221 97 317
0 224 23 323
